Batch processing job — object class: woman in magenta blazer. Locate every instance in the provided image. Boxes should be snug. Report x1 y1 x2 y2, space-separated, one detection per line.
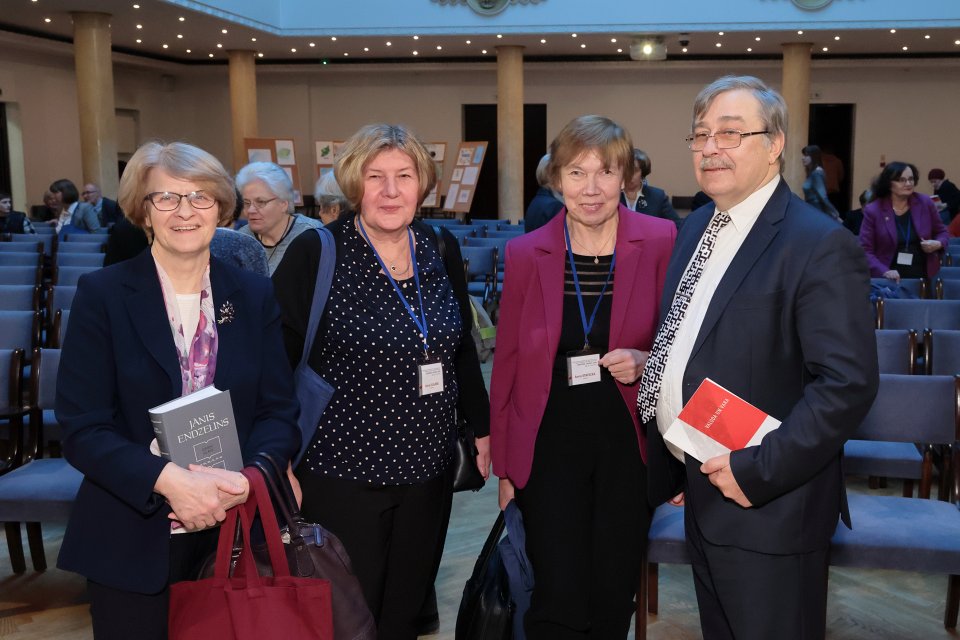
490 115 676 638
860 161 948 282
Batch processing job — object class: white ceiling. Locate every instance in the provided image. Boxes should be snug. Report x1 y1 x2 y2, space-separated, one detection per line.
3 0 960 63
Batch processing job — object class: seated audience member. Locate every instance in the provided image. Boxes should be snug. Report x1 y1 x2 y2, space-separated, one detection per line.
0 192 36 233
620 148 683 228
929 168 960 223
843 189 871 236
49 179 101 234
860 161 948 283
524 153 564 233
82 183 124 226
314 171 350 225
236 161 321 275
30 190 61 222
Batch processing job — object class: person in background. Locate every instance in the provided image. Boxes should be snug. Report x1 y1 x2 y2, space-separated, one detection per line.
273 124 489 640
620 148 683 228
49 179 101 234
236 162 321 275
0 192 35 233
55 141 300 640
860 161 948 283
929 168 960 223
492 115 676 638
30 190 61 222
801 145 841 220
314 171 350 225
820 145 846 213
843 189 871 236
82 183 124 227
524 153 564 233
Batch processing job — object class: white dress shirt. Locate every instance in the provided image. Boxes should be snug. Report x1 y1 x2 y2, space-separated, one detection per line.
55 202 77 233
656 175 781 461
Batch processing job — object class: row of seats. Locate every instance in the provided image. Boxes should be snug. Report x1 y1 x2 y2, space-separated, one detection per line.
1 231 107 259
0 285 75 349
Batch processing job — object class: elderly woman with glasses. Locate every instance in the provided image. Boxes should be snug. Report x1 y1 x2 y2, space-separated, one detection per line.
236 161 322 274
55 141 300 640
860 161 948 283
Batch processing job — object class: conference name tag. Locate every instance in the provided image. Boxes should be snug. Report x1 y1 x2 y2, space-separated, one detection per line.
897 252 914 266
566 350 601 386
418 358 444 396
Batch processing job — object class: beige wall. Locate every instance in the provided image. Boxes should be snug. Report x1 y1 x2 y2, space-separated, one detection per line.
1 31 958 212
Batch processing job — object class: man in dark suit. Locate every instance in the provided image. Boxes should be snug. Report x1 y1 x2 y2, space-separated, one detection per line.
620 148 683 228
83 182 124 226
523 153 564 233
641 76 878 640
929 168 960 223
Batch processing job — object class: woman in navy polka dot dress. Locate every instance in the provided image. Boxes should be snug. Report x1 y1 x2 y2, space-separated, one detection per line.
273 124 490 640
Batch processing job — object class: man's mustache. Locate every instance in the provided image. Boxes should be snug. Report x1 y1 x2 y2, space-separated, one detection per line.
700 159 734 171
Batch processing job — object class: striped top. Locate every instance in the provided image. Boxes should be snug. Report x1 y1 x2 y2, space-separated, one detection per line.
554 253 615 370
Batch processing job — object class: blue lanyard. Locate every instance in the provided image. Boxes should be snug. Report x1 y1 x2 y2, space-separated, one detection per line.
357 218 430 356
563 219 616 349
895 212 912 247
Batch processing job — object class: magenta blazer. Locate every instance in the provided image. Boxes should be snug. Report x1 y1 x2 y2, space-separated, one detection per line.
860 192 948 278
490 205 676 488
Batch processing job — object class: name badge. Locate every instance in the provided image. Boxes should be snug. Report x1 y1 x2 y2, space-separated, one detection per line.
566 349 601 386
897 252 914 266
418 357 444 396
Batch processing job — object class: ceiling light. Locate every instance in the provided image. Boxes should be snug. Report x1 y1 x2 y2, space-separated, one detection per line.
716 42 722 47
481 49 487 54
331 36 337 41
629 36 666 60
413 50 419 55
221 29 227 34
611 38 617 43
436 45 442 50
682 47 688 52
540 39 546 44
413 35 419 40
363 47 369 52
571 33 577 38
617 48 623 53
208 53 214 58
309 42 316 47
136 24 142 29
925 34 931 39
216 43 222 48
834 35 840 41
344 52 349 56
178 17 185 22
44 17 51 23
822 47 828 52
135 39 142 43
257 52 263 58
755 36 761 41
251 37 257 42
162 44 169 49
186 49 191 53
176 34 183 39
797 30 803 35
956 40 960 45
890 29 897 34
465 40 471 44
496 34 503 39
718 31 724 36
290 48 297 52
386 41 392 46
580 43 586 49
747 47 752 52
132 3 140 7
902 45 908 50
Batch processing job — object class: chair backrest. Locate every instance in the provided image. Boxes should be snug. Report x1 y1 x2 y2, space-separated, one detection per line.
0 285 40 312
460 246 498 280
899 278 929 299
50 309 70 348
422 218 461 226
0 252 43 267
853 373 958 444
0 348 24 409
34 225 56 235
56 252 105 268
55 242 104 254
936 278 960 300
27 348 61 462
0 310 41 350
876 298 960 331
8 233 55 256
938 266 960 280
0 242 41 253
463 237 510 266
924 329 960 375
45 285 78 318
446 228 477 242
874 329 917 375
469 219 501 231
485 229 525 239
63 233 108 241
0 266 42 286
54 265 99 286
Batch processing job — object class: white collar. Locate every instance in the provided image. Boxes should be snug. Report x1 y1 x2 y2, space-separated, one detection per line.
719 175 780 233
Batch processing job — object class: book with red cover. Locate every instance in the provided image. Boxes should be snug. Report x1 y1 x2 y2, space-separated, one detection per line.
663 378 781 462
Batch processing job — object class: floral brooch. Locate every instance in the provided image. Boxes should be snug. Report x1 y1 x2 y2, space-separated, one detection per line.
217 301 235 325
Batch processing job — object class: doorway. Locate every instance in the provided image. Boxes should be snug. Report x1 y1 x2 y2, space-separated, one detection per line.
462 103 547 220
808 103 855 212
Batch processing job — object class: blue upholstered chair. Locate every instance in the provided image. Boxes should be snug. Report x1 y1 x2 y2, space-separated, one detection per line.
55 242 103 254
0 348 83 573
924 329 960 376
55 252 105 268
0 266 42 286
49 310 70 349
53 265 100 286
0 348 26 476
938 267 960 280
875 329 918 375
0 285 40 312
485 229 525 239
0 310 41 351
0 242 41 253
7 233 55 256
460 245 498 305
936 278 960 301
445 227 476 243
468 218 501 234
876 298 960 332
0 252 42 268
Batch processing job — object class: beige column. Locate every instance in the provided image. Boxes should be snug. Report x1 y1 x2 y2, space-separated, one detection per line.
496 46 524 222
72 12 119 197
228 50 258 172
781 43 812 194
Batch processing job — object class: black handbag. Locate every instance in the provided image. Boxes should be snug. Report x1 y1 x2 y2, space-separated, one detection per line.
455 512 513 640
453 419 485 493
198 454 376 640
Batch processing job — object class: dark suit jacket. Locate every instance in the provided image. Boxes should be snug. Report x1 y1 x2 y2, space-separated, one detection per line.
491 204 676 488
859 193 948 279
523 186 564 233
621 184 682 228
56 250 300 593
646 179 878 555
97 197 124 226
935 179 960 221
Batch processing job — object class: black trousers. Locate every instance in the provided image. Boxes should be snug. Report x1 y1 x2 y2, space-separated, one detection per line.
686 507 829 640
296 469 451 640
516 381 649 640
87 526 218 640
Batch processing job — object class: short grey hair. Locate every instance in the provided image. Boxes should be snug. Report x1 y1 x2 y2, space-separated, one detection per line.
235 161 295 213
692 75 788 170
535 154 551 187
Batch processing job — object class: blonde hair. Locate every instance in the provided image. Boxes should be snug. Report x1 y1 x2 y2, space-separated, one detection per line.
334 124 437 212
547 115 635 189
118 141 236 234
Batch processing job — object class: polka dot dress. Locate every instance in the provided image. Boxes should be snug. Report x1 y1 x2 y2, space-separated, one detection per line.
301 222 463 485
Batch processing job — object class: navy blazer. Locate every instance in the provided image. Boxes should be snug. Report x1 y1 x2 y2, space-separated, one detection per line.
97 197 124 226
56 250 300 594
620 184 682 228
646 179 878 555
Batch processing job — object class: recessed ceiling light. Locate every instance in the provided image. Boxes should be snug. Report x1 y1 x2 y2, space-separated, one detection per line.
580 43 586 49
718 31 724 36
610 38 617 43
136 24 142 29
797 30 803 35
135 39 142 44
216 43 222 48
571 33 577 38
436 45 442 50
956 39 960 45
290 48 297 52
386 41 392 46
481 49 487 54
413 50 419 55
496 34 503 39
162 44 169 49
309 42 316 47
822 47 828 52
716 42 722 47
540 39 546 44
682 47 688 52
465 40 471 44
208 53 214 58
617 48 623 53
331 36 337 41
902 45 908 51
834 35 840 41
257 52 263 58
43 17 51 23
755 36 761 41
251 37 257 42
344 52 349 56
747 47 753 52
925 34 931 39
363 47 369 52
413 35 419 40
132 3 140 7
176 34 183 39
890 29 897 34
178 17 185 22
220 29 227 34
186 49 191 53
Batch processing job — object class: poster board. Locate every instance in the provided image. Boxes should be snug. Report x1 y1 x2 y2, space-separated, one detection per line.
443 142 486 213
243 137 304 205
422 142 447 209
315 140 346 182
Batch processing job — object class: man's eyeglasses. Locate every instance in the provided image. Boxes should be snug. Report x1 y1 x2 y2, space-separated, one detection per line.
243 197 279 211
144 191 217 211
685 130 769 151
894 177 916 185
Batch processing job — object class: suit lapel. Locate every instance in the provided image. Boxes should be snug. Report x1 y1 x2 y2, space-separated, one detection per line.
122 251 181 397
661 210 711 321
210 258 242 391
689 181 788 361
609 206 642 348
535 212 566 353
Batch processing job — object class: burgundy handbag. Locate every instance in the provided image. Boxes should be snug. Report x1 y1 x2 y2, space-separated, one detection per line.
169 468 334 640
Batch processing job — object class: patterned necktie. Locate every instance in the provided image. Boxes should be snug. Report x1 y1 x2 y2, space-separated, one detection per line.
638 210 732 423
